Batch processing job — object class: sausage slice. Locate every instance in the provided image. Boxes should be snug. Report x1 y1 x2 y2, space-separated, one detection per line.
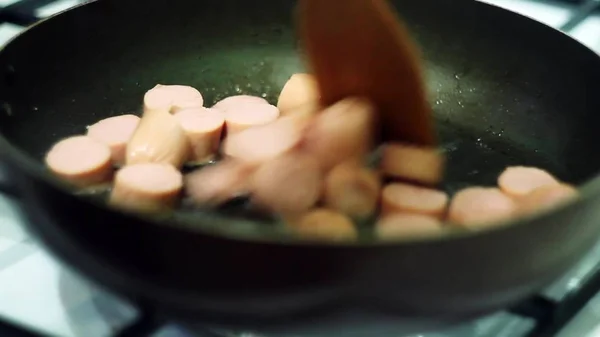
302 97 375 171
223 103 280 134
288 208 357 242
277 73 319 114
323 161 381 219
448 187 517 229
212 95 269 112
126 109 191 168
222 113 309 163
519 184 578 216
375 214 444 241
185 159 256 207
144 84 204 113
498 166 561 198
86 114 140 166
45 135 113 187
173 108 225 164
381 183 449 219
380 142 445 185
110 163 183 213
251 151 322 214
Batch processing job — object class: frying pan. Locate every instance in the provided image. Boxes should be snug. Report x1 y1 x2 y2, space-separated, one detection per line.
0 0 599 335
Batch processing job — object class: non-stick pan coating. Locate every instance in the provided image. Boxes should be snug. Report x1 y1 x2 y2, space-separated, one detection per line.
0 0 600 332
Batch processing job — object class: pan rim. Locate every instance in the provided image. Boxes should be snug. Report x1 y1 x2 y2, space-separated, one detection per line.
0 0 598 248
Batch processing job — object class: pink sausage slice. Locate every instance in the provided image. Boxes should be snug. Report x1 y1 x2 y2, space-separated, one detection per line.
173 108 225 164
222 103 280 134
110 163 183 213
448 187 517 229
143 84 204 114
302 97 375 171
126 109 190 168
212 95 269 112
45 136 113 187
519 184 578 216
375 214 444 241
251 151 322 214
277 73 319 114
380 142 445 185
288 208 357 242
323 161 381 219
185 159 256 207
498 166 561 198
381 183 449 219
86 114 140 166
222 113 310 164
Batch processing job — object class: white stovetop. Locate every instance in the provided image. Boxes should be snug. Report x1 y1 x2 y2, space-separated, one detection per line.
0 1 599 337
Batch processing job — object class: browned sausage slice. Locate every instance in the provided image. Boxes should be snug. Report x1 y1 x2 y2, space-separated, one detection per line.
86 114 140 166
251 151 322 214
185 159 256 207
375 214 444 241
173 108 225 164
212 95 269 112
302 97 375 171
323 161 381 219
381 183 449 219
288 208 357 242
380 142 445 185
498 166 561 198
110 163 183 213
519 184 578 215
448 187 517 228
277 73 319 114
222 113 310 163
45 135 113 187
126 109 191 168
143 84 204 113
223 103 280 134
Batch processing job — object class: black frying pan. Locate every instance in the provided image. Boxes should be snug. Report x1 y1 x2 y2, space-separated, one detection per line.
0 0 600 335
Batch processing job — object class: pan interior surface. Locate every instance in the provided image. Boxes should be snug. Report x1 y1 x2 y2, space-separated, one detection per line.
0 0 599 228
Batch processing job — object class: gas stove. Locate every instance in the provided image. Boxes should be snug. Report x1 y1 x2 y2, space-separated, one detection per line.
0 0 599 336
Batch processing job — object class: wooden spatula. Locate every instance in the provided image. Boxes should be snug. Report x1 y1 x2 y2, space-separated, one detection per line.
297 0 436 146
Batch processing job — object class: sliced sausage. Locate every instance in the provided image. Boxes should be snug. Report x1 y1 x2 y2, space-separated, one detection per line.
323 161 381 219
302 97 375 171
110 163 183 213
143 84 204 113
380 142 445 185
173 108 225 164
519 184 578 216
498 166 561 198
251 151 322 214
86 114 140 166
222 113 310 163
288 208 357 242
277 73 319 114
223 103 280 134
448 187 517 229
375 214 444 241
381 183 449 219
185 159 256 207
45 135 113 187
126 109 190 168
212 95 269 112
